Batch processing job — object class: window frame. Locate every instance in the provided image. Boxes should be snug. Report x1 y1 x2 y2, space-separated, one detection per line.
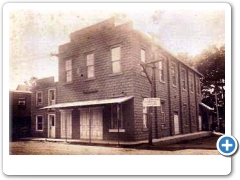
189 73 194 93
110 103 124 130
18 97 26 107
86 53 95 79
181 69 186 90
182 104 188 125
111 46 121 74
143 106 148 129
160 101 166 124
48 89 56 105
196 77 201 94
36 91 43 106
65 59 72 82
171 62 177 86
36 115 44 131
159 60 165 82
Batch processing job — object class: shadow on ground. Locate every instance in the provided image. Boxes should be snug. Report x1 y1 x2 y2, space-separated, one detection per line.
121 134 221 151
67 134 221 151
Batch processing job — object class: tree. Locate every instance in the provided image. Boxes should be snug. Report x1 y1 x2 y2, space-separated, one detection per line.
175 52 194 67
194 44 225 132
24 76 38 89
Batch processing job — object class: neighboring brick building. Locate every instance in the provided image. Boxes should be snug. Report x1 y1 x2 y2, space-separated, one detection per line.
35 18 204 142
9 90 32 141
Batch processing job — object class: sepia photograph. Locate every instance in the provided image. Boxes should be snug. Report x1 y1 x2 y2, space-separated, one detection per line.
7 3 227 156
3 2 233 176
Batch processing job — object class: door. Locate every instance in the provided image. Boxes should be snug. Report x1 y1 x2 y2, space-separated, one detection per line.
91 110 103 139
80 111 90 139
48 114 55 138
80 108 103 140
61 110 72 139
174 112 180 135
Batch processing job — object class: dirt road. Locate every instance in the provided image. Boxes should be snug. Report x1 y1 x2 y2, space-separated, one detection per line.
10 140 219 155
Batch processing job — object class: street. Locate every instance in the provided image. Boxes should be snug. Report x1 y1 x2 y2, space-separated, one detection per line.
10 136 220 155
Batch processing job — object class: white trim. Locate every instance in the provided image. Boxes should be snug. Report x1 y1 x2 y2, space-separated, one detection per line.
36 115 44 131
42 96 133 109
111 45 122 74
48 88 56 106
109 129 125 133
36 91 43 106
48 114 56 138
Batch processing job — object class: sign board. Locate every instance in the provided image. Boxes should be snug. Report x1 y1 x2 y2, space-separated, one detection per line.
143 98 161 107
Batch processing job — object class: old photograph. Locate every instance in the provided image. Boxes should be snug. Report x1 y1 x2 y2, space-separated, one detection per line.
8 3 226 156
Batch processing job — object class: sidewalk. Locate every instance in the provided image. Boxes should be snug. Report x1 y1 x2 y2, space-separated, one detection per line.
20 131 213 146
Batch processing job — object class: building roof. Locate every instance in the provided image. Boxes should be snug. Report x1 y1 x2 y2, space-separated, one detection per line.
41 96 134 109
16 84 31 91
10 90 32 94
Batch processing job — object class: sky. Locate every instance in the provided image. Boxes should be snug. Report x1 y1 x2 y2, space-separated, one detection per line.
9 3 225 90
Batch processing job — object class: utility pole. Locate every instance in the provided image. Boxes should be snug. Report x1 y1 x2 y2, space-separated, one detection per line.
140 59 161 145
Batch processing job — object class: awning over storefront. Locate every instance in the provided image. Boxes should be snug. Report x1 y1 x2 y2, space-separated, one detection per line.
200 102 214 111
41 96 134 109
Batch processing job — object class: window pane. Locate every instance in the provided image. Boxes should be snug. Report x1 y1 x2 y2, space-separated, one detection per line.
111 47 120 61
37 116 43 130
50 90 55 100
143 106 148 128
65 60 72 71
172 64 176 85
159 61 162 69
87 54 94 66
111 104 123 129
87 66 95 78
159 61 164 81
112 61 121 73
66 70 72 82
141 49 146 62
37 92 42 105
143 114 148 128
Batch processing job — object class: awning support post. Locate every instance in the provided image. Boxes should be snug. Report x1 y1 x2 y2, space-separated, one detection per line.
117 103 120 147
89 107 91 144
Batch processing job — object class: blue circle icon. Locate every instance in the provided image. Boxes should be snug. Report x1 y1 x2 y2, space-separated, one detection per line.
217 135 238 156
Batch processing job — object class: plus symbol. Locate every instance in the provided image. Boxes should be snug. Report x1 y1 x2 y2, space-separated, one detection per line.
222 139 233 151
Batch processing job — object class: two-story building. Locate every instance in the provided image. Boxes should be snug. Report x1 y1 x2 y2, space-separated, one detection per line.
33 18 204 142
30 77 57 138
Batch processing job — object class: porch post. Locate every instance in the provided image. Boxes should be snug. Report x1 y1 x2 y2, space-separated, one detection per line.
89 107 91 144
65 112 67 142
117 103 120 146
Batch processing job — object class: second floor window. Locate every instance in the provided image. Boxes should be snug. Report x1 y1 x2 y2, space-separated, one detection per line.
181 69 186 90
171 63 177 86
196 77 201 94
36 91 43 106
65 59 72 82
18 98 26 109
189 74 194 92
159 61 164 82
111 46 121 73
141 49 146 63
48 89 55 105
86 53 95 78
